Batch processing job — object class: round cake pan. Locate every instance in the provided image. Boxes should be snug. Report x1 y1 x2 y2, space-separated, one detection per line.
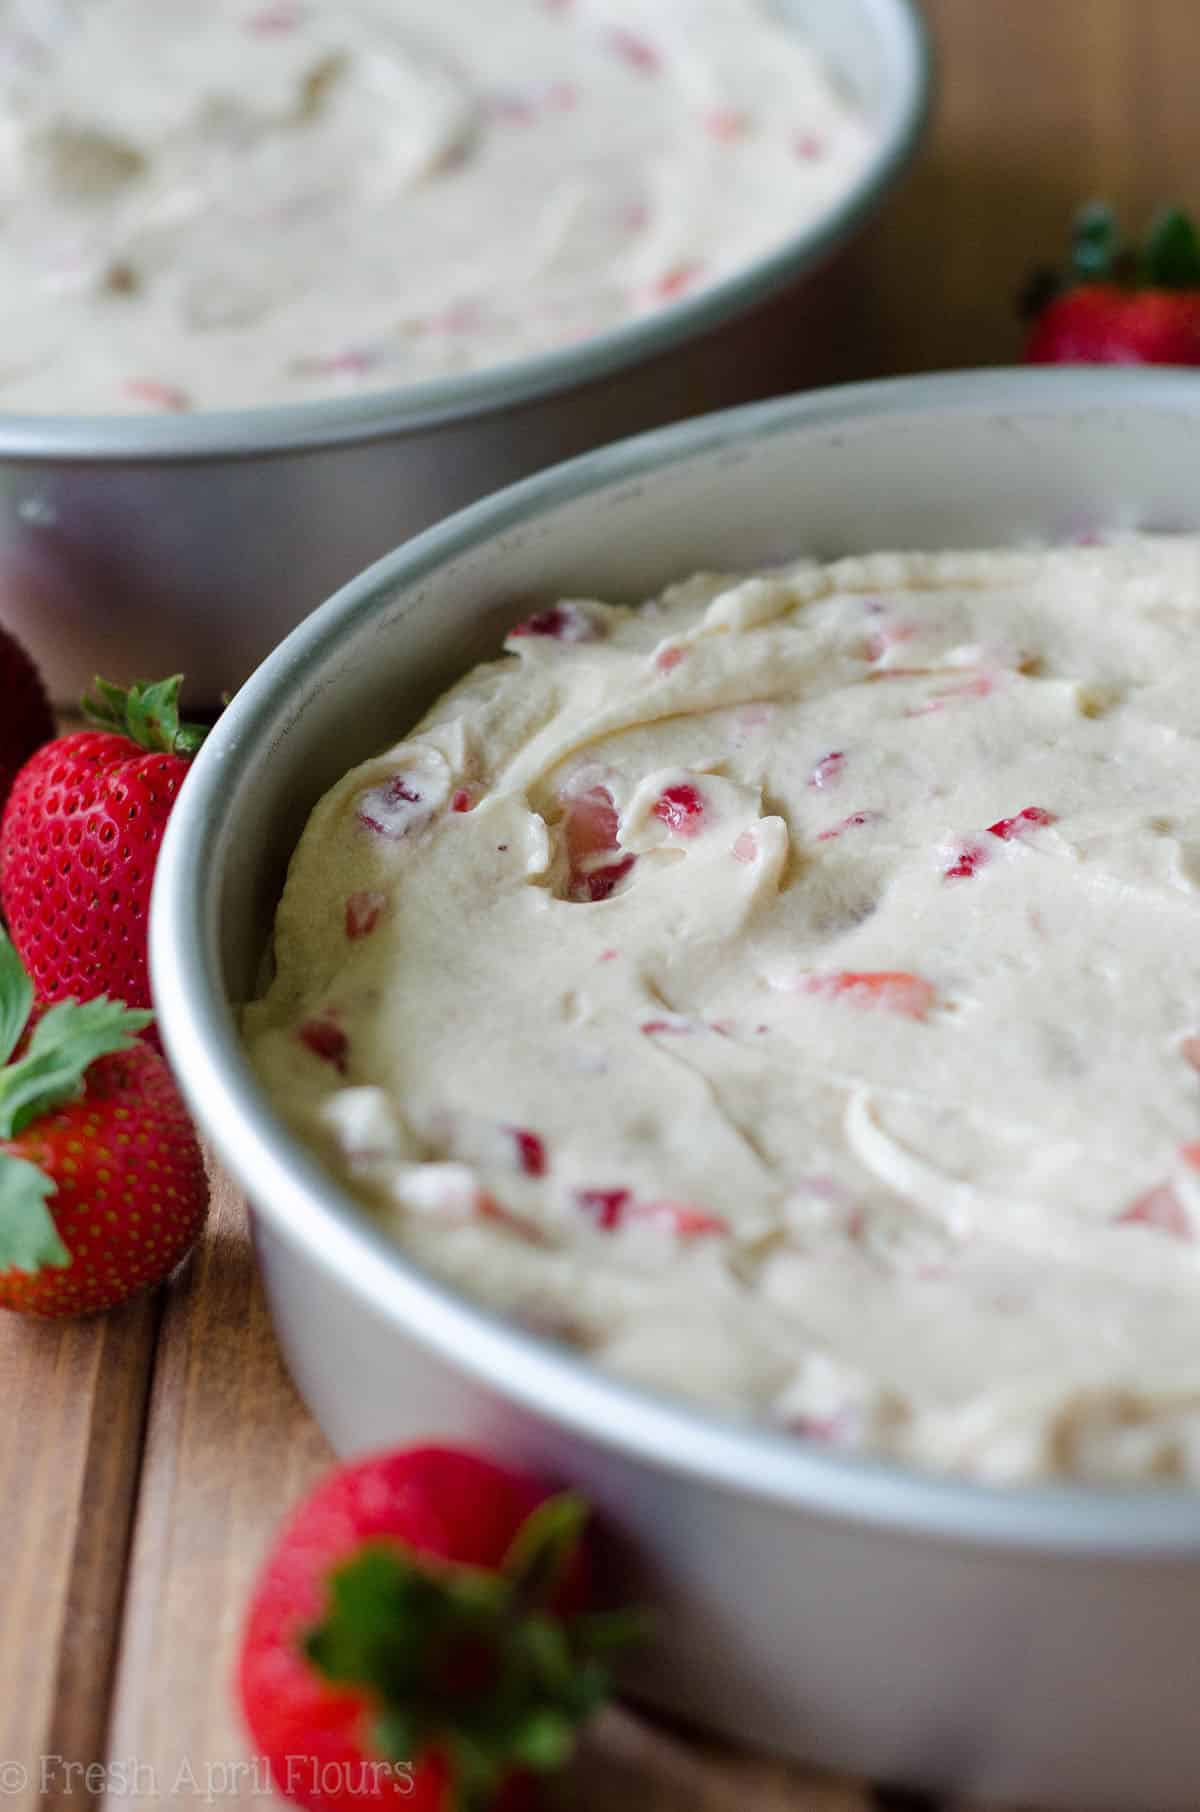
0 0 928 706
151 369 1200 1811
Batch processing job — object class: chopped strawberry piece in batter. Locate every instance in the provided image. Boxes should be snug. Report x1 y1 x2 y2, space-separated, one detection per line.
509 602 600 643
124 378 190 412
608 27 661 73
508 1128 547 1177
565 784 619 858
908 674 995 715
946 809 1056 878
652 783 705 834
477 1194 549 1245
573 1189 726 1239
944 842 989 880
638 1201 729 1238
580 857 635 902
817 810 881 841
1117 1185 1193 1241
575 1188 632 1230
357 774 430 838
651 263 703 302
562 786 637 902
344 891 386 939
801 972 935 1019
703 108 748 141
809 750 845 789
987 806 1057 840
299 1018 348 1072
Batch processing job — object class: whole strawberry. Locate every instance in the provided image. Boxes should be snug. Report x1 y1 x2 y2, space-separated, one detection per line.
239 1446 643 1812
1025 203 1200 364
0 620 54 817
0 931 206 1316
0 675 207 1010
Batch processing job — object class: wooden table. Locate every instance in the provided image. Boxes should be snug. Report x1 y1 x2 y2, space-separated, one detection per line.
5 4 1198 1806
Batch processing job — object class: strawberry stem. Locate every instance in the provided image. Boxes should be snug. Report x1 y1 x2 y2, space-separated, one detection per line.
1025 202 1200 318
81 674 209 757
303 1494 647 1811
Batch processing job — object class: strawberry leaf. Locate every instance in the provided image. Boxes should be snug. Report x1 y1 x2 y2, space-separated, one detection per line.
1141 207 1200 289
0 930 33 1067
1069 202 1121 282
501 1492 589 1611
0 996 153 1138
81 674 209 757
303 1495 644 1810
0 1153 68 1272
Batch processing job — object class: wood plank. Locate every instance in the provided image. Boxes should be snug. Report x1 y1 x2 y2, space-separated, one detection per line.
104 1164 333 1808
0 1295 159 1812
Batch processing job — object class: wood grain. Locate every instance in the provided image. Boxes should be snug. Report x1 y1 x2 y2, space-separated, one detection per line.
104 1165 332 1808
0 1296 159 1812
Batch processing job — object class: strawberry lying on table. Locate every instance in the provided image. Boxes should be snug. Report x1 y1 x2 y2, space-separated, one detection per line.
0 928 206 1316
239 1446 644 1811
1024 203 1200 364
0 674 208 1013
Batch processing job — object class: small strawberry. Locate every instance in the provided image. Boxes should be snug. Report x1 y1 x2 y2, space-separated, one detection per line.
0 675 207 1011
0 620 54 817
0 930 207 1316
238 1446 645 1812
1024 203 1200 364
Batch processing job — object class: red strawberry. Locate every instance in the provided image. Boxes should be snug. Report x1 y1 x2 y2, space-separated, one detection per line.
0 675 207 1011
0 931 206 1316
238 1446 643 1812
0 620 54 817
1024 203 1200 364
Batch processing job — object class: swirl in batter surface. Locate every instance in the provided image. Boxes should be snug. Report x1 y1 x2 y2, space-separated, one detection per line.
247 537 1200 1484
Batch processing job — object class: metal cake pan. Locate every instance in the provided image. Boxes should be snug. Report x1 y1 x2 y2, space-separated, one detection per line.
151 370 1200 1811
0 0 928 705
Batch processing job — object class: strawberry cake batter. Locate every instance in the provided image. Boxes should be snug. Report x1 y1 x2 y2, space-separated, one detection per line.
247 537 1200 1485
0 0 872 414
